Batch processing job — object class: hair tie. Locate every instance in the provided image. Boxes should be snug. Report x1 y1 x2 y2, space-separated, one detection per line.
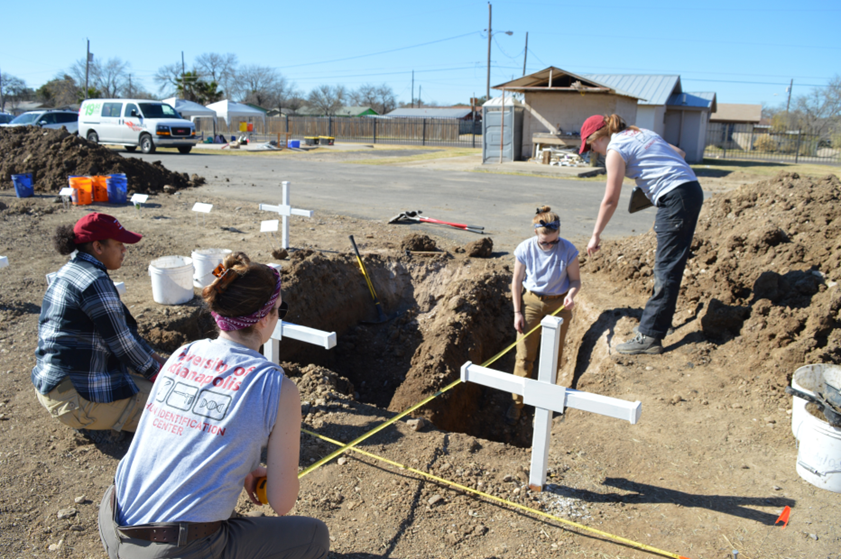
535 207 542 215
211 263 240 294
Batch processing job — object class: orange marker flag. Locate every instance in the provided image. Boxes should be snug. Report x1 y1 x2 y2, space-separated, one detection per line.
775 506 791 528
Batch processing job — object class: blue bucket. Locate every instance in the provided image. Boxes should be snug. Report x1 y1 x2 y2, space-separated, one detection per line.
106 176 128 204
11 173 34 198
288 140 300 148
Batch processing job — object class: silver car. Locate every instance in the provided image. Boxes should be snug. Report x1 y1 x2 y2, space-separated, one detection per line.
2 109 79 134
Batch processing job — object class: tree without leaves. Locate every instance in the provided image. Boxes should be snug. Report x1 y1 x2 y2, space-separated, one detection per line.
153 62 185 97
71 57 131 98
238 65 298 109
195 53 238 99
307 85 347 115
348 83 396 115
791 75 841 139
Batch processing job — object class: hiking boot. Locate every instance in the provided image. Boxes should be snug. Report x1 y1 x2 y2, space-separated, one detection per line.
505 403 523 426
617 333 664 355
75 428 125 444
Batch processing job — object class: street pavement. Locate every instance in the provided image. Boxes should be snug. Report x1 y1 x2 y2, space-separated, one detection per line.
127 151 659 254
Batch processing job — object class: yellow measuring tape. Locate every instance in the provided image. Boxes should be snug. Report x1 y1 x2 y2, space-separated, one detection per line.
298 306 566 479
301 428 691 559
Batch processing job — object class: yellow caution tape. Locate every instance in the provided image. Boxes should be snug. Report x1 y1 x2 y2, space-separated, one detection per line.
298 306 567 479
301 427 691 559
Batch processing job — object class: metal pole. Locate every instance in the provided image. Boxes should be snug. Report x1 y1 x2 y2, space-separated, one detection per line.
422 119 426 146
0 68 4 112
472 91 476 148
85 39 90 99
795 131 802 164
785 78 793 114
411 70 414 108
486 2 492 101
418 85 421 107
181 51 186 98
499 88 505 164
523 32 528 76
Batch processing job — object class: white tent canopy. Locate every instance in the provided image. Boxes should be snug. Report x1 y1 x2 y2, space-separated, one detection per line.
205 100 267 129
161 97 218 126
482 96 524 107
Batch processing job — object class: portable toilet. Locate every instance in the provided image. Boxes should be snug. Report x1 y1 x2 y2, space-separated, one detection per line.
482 96 524 164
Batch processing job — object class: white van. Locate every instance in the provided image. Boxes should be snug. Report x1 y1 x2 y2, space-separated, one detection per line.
78 99 198 154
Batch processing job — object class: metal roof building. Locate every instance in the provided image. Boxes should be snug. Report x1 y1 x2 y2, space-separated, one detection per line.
385 107 473 119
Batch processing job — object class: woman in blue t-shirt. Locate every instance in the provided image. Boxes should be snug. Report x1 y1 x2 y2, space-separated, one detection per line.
98 252 329 559
580 113 703 356
508 206 581 425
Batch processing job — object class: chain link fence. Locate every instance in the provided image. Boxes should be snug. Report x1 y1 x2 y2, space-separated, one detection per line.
704 122 841 164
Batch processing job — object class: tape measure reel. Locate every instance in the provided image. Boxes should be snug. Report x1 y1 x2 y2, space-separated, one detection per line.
255 476 268 505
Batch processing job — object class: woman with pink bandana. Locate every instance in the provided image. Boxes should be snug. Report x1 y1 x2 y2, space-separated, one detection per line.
98 252 329 559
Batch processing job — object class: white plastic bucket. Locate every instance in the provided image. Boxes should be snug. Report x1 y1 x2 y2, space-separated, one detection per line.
191 248 232 288
792 364 841 493
792 364 841 438
149 256 194 305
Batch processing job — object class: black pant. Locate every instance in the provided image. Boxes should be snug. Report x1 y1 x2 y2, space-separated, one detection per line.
638 181 703 339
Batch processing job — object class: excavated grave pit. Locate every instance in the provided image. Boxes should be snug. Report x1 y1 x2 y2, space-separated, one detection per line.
145 249 595 447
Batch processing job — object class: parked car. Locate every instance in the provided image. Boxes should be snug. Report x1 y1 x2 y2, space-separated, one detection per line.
78 99 197 154
0 112 14 124
1 109 79 134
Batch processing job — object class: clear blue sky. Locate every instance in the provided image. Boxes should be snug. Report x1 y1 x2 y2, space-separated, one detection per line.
2 0 837 108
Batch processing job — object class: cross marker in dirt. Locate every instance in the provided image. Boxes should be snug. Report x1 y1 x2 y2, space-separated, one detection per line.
0 256 8 269
461 315 642 492
258 181 314 250
264 320 337 364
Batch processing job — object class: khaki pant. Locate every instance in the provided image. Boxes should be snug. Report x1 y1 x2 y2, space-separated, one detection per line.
99 486 330 559
512 290 573 406
35 375 152 433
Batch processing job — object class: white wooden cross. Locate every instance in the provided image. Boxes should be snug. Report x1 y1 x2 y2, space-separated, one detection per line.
460 315 642 491
264 320 337 364
258 181 314 250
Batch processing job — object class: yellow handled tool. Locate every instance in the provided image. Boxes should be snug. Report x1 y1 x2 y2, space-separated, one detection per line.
349 235 389 324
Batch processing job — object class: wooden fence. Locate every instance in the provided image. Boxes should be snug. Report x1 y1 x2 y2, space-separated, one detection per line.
195 116 481 147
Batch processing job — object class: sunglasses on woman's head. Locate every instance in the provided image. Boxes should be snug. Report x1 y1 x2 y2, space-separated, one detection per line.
538 239 560 247
278 300 289 319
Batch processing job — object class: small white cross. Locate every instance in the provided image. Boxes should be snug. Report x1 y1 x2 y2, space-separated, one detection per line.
461 315 642 491
258 181 314 250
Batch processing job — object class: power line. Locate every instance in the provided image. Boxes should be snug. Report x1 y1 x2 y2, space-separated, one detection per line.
275 31 482 70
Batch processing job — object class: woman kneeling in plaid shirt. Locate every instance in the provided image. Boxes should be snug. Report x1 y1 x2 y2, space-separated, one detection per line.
31 213 167 443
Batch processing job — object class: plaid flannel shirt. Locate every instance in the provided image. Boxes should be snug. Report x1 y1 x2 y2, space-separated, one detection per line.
32 252 157 403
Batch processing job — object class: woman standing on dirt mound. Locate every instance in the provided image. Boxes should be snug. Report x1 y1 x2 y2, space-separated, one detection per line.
508 206 581 425
32 213 167 444
99 252 329 559
581 113 703 355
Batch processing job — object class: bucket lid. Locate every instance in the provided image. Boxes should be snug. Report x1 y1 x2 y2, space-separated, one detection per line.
150 256 193 269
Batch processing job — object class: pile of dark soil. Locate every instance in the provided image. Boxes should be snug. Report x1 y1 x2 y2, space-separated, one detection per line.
401 233 438 252
582 171 841 378
0 127 204 193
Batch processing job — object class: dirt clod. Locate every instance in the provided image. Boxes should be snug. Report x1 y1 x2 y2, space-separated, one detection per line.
401 233 437 252
466 237 493 257
272 248 289 260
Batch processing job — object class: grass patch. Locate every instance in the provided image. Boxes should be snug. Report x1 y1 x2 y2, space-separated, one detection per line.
347 147 480 166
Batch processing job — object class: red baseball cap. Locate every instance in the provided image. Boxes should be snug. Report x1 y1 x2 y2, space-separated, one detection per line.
74 213 142 244
579 115 606 154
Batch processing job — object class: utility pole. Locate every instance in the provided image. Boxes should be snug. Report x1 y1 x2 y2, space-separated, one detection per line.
785 78 793 113
85 39 90 99
411 70 414 108
523 32 528 76
486 2 492 101
419 85 422 107
0 67 4 112
128 74 132 97
181 51 186 98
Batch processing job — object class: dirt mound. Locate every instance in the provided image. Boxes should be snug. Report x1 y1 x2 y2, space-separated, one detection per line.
0 127 203 194
401 233 438 252
582 171 841 378
466 237 493 258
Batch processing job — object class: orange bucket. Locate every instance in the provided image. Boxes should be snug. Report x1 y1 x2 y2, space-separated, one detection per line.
68 176 93 206
92 176 109 203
